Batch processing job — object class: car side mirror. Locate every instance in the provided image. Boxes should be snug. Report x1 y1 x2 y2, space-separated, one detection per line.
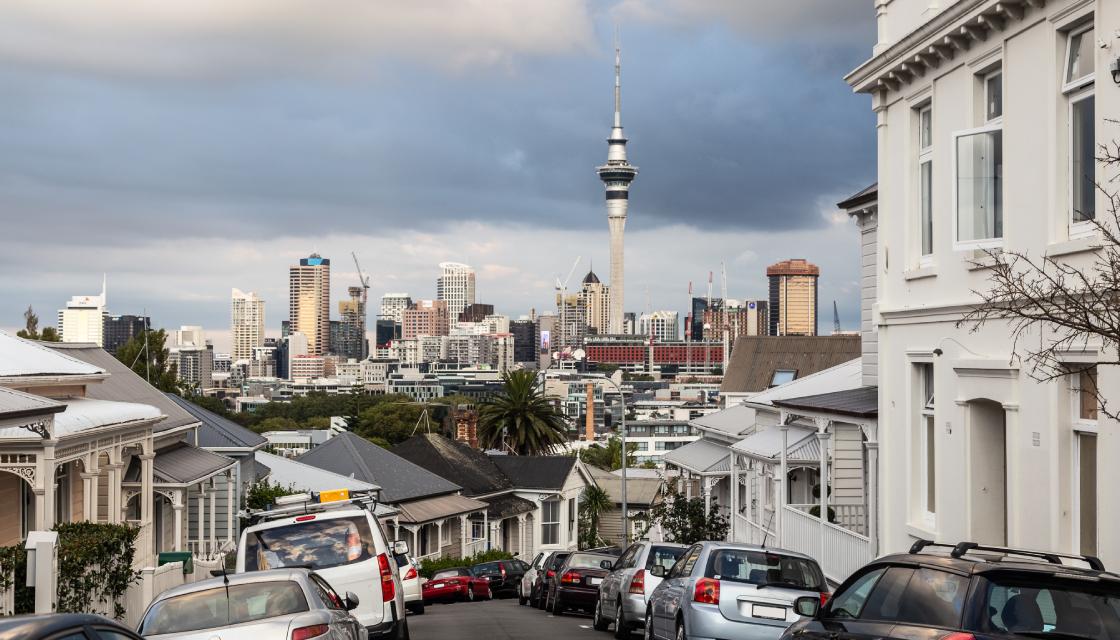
392 540 409 556
793 596 820 618
344 591 360 611
650 565 666 578
600 559 614 570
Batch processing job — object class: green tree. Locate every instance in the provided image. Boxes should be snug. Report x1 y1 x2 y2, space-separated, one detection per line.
639 483 729 545
183 394 231 417
355 402 426 445
15 305 38 339
478 370 569 455
578 485 612 549
253 417 302 433
579 436 636 471
114 329 179 392
39 326 61 342
245 479 299 510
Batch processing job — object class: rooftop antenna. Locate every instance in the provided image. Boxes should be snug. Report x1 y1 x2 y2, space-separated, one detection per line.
833 300 841 334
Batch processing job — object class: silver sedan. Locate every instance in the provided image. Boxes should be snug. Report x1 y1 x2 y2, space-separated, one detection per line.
138 568 368 640
644 542 828 640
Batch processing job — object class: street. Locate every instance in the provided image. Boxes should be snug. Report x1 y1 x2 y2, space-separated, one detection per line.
409 598 618 640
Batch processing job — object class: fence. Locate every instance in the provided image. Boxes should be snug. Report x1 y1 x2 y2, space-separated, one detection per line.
121 555 225 628
780 505 870 584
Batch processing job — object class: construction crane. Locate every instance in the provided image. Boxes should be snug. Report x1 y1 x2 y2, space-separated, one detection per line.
555 256 581 357
833 300 841 334
351 252 371 358
721 262 729 373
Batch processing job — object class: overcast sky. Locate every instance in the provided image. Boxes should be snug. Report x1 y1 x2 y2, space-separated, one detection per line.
0 0 877 351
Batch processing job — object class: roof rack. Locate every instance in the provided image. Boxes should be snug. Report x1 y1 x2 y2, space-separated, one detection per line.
243 489 380 525
909 539 1105 572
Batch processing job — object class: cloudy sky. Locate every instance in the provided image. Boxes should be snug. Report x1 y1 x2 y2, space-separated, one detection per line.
0 0 877 351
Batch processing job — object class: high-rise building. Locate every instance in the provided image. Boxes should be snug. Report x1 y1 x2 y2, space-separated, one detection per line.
289 254 331 356
231 288 265 362
536 314 557 369
767 259 819 336
375 319 398 348
171 344 214 389
379 293 412 324
704 300 769 339
556 293 587 353
579 269 611 335
596 45 638 334
689 297 713 341
510 319 537 364
622 312 636 335
58 276 107 346
491 333 515 373
458 303 495 323
336 286 367 360
103 314 150 353
174 325 205 347
436 262 476 322
639 310 680 342
402 300 450 339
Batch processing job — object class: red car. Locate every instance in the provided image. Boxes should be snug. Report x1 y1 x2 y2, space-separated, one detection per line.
422 567 493 603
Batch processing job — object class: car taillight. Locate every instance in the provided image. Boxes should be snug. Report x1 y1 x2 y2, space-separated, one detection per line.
378 553 395 602
404 565 417 580
294 515 316 522
546 569 555 579
628 570 645 594
819 592 830 606
941 635 975 640
692 578 719 605
292 624 329 640
560 571 582 584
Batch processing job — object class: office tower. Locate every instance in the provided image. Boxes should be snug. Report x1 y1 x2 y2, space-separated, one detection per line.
103 314 150 353
289 254 330 356
689 297 710 341
458 303 495 323
402 300 450 339
375 319 398 349
379 293 412 324
436 262 476 322
510 319 537 364
638 310 679 342
622 312 636 335
556 292 588 353
579 269 611 335
596 45 638 334
58 276 107 346
767 259 820 336
337 286 366 360
231 288 265 362
173 325 205 347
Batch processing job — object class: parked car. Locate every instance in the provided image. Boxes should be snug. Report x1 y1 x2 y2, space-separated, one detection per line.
535 551 572 609
781 540 1120 640
138 568 366 640
237 489 408 640
423 567 493 603
0 613 142 640
645 542 828 640
471 559 528 597
594 541 688 637
546 551 621 616
519 552 546 606
397 555 424 615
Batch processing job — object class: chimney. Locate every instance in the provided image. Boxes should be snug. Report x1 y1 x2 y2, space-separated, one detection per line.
585 382 595 441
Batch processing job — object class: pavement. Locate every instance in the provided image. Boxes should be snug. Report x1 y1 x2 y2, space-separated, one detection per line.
408 596 631 640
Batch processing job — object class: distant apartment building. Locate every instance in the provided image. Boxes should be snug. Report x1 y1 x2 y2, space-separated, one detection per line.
171 344 214 389
289 254 330 355
622 312 636 335
638 310 679 342
555 293 588 353
174 325 205 347
536 314 557 368
491 333 515 373
580 270 611 335
458 303 495 323
57 278 107 346
337 286 367 360
585 335 724 375
231 288 265 361
103 314 150 353
402 299 450 338
436 262 476 322
375 318 398 348
703 299 769 340
688 297 710 341
379 293 412 324
483 314 509 334
767 258 819 336
510 319 537 365
289 354 326 381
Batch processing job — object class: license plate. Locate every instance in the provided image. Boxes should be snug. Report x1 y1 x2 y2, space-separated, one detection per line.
431 583 444 589
752 604 786 620
589 577 603 586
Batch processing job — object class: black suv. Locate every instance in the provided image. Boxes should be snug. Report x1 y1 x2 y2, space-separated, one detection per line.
782 540 1120 639
471 559 529 597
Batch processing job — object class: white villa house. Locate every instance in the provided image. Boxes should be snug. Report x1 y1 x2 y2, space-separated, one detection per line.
846 0 1119 563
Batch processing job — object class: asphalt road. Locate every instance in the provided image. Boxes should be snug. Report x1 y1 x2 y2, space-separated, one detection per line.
409 596 627 640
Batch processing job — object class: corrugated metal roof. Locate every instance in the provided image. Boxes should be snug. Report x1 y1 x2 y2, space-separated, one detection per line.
0 387 65 419
772 386 879 418
662 438 730 476
253 451 397 518
689 404 756 437
44 343 197 433
489 455 576 490
587 467 662 506
745 359 863 407
0 331 105 378
298 432 460 503
396 494 488 524
165 393 266 449
731 426 814 459
719 336 861 394
483 493 537 518
392 434 512 497
125 441 235 485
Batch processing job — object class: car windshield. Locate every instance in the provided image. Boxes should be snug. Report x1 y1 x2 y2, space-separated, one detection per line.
473 562 503 575
978 573 1120 638
567 554 612 569
547 553 571 569
140 581 308 635
647 546 687 571
243 515 376 571
433 569 469 580
706 549 824 591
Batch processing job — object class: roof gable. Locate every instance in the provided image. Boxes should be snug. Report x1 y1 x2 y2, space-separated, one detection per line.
298 432 460 503
392 433 512 497
719 336 862 394
488 455 577 490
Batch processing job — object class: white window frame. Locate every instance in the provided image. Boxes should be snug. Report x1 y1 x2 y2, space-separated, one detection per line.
1061 23 1095 94
916 363 936 528
1067 86 1096 236
918 105 934 264
541 499 560 545
440 520 452 546
1072 430 1098 556
983 69 1003 124
952 123 1004 250
1070 365 1099 431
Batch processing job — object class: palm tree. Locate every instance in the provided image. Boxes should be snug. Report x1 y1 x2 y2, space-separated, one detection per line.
578 485 613 548
478 370 569 455
578 436 637 471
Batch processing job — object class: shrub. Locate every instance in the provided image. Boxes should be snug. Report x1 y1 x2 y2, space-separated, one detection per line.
54 521 141 619
0 545 32 614
418 549 514 578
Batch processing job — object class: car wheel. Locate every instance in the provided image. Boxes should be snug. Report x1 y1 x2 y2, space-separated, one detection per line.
413 601 425 615
644 610 654 640
593 599 611 631
614 601 629 639
675 619 687 640
552 594 564 616
466 586 475 602
486 587 493 600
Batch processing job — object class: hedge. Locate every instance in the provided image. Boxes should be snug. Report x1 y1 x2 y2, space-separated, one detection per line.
418 549 514 578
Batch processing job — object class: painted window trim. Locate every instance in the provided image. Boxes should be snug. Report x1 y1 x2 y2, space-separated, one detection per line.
1061 22 1095 94
1067 86 1096 234
952 122 1005 251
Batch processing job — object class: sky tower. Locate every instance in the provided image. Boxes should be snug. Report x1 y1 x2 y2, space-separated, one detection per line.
596 41 638 335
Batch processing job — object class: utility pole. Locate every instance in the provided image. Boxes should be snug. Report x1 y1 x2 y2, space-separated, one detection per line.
833 300 841 334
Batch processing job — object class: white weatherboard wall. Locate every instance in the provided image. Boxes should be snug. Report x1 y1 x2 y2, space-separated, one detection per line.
855 0 1120 565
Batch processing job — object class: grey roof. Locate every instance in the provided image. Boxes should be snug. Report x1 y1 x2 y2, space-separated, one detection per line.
719 336 862 394
772 386 879 419
298 431 460 503
483 493 538 518
0 387 65 420
689 404 755 437
392 433 512 497
488 455 577 490
662 438 730 476
396 494 488 524
0 331 105 378
254 459 271 480
587 467 662 506
253 451 399 519
165 393 266 450
837 182 878 210
44 343 197 433
125 441 235 485
731 426 820 464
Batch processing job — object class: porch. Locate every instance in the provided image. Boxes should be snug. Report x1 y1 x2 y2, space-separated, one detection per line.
662 438 732 517
389 493 490 562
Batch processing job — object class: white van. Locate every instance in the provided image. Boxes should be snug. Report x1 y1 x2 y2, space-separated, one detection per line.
236 490 409 640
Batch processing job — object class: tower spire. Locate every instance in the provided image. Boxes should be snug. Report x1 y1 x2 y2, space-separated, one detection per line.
613 32 622 128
